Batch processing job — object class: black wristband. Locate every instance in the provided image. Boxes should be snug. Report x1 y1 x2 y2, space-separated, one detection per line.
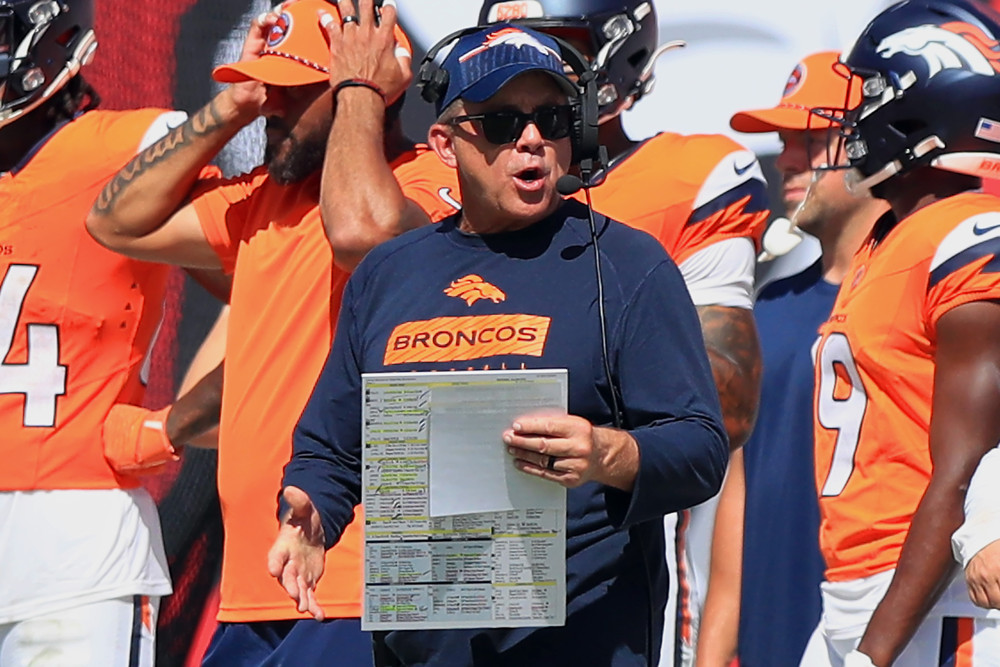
332 78 387 105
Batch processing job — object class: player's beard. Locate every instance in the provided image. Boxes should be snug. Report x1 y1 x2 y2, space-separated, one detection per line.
265 124 327 186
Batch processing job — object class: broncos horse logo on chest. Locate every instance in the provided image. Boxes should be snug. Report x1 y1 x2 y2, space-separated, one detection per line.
444 275 507 306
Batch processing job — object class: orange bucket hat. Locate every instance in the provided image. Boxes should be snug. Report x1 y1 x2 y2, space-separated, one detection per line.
730 51 861 133
213 0 412 86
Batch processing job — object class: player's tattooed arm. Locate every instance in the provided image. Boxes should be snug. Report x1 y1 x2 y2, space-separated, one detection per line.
694 306 759 663
86 87 262 267
697 305 762 450
93 101 229 216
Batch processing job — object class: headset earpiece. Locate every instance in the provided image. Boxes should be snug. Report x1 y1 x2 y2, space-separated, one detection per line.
416 27 470 108
561 49 601 174
418 64 449 105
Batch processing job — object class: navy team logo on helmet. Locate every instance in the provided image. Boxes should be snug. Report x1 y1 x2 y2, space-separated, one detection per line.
876 21 1000 78
266 11 293 48
823 0 1000 191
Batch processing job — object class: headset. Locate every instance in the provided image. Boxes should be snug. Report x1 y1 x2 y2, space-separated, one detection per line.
416 25 607 186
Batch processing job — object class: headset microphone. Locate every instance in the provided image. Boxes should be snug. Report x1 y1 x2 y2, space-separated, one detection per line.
556 174 584 196
557 153 609 195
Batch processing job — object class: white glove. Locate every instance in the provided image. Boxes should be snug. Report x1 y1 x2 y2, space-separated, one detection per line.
952 447 1000 568
843 650 877 667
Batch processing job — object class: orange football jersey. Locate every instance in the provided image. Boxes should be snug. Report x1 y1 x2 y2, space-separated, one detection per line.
0 109 172 491
814 192 1000 581
192 146 457 623
575 132 769 263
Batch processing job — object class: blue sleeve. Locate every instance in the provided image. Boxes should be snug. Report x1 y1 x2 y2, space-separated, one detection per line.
606 259 729 528
281 276 365 550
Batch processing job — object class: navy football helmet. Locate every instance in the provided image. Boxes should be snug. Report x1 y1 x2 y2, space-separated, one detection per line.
0 0 96 128
477 0 662 118
819 0 1000 190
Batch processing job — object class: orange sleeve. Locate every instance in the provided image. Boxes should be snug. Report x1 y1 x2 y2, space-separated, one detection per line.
675 198 769 264
924 202 1000 332
670 135 770 264
190 166 268 274
392 147 461 222
926 247 1000 332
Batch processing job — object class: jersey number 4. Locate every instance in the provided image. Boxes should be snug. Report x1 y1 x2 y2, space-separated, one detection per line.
816 333 868 497
0 264 67 427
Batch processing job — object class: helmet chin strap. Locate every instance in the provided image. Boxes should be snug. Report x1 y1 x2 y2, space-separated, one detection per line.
845 135 946 194
845 161 900 195
0 29 97 130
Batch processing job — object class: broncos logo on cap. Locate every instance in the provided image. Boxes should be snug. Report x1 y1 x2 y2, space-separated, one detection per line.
266 11 293 48
444 275 507 306
783 63 805 98
877 21 1000 79
458 27 560 64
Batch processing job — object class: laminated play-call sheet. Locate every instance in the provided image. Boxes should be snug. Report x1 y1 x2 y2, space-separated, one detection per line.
360 369 568 631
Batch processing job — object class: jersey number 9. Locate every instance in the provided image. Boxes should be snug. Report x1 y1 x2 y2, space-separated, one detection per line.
816 332 868 497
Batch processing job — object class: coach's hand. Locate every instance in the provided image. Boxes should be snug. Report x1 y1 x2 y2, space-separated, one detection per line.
268 486 328 621
504 414 640 491
966 539 1000 609
319 0 412 104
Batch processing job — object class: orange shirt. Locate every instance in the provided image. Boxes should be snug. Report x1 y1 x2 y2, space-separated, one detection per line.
814 193 1000 581
0 109 171 491
193 146 457 622
575 132 769 263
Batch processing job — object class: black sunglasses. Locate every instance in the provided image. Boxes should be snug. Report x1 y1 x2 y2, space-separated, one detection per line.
448 105 575 145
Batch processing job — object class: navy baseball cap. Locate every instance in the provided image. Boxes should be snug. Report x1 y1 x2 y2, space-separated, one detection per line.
433 24 577 115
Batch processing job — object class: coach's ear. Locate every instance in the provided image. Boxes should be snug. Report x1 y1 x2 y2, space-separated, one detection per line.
428 122 458 169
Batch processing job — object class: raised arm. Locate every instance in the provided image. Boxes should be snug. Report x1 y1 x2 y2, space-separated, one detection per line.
85 17 271 267
318 0 430 272
857 300 1000 665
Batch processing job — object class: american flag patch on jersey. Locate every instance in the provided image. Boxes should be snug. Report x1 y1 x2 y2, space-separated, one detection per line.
975 118 1000 144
